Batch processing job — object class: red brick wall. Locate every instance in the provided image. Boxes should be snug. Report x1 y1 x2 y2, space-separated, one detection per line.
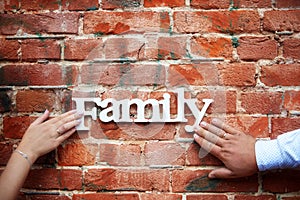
1 0 300 199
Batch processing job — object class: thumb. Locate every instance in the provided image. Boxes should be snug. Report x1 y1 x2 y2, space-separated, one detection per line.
31 110 50 126
208 167 234 179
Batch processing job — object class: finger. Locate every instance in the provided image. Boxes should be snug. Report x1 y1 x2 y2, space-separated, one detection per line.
31 110 50 126
56 119 81 135
56 128 76 144
208 167 234 179
211 119 242 135
53 110 83 127
194 126 224 147
50 110 78 125
193 134 222 159
200 121 231 140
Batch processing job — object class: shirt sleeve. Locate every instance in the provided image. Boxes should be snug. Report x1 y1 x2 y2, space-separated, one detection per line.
255 129 300 171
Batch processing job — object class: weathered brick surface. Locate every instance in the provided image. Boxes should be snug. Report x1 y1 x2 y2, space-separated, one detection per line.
1 1 299 199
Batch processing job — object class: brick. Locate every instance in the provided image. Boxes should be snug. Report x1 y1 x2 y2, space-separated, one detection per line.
237 37 278 61
186 194 227 200
262 170 300 193
84 168 170 191
3 116 36 139
218 63 256 86
144 142 185 166
196 90 237 114
64 38 103 61
16 90 57 112
24 194 70 200
21 39 60 61
190 37 233 60
0 143 13 165
0 64 77 86
172 169 258 192
276 0 300 8
104 37 146 60
21 0 59 10
283 38 300 59
99 143 142 166
148 36 187 60
102 0 141 9
144 0 184 7
186 142 223 166
29 195 70 200
264 10 300 32
190 0 229 9
83 11 170 34
284 90 300 112
140 193 182 200
0 39 19 60
240 91 283 114
73 193 139 200
233 0 271 8
0 0 19 11
261 64 300 86
235 195 276 200
168 64 219 86
23 169 82 190
62 0 99 11
57 141 97 166
271 117 300 139
173 11 260 34
0 13 79 35
0 90 11 112
282 197 300 200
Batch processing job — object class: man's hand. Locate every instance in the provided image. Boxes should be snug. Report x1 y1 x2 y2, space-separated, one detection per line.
194 119 258 179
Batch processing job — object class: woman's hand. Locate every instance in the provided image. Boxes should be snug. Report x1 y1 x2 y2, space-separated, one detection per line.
17 110 83 164
194 119 258 179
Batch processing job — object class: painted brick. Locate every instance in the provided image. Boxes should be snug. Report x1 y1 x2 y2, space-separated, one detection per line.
99 143 142 166
21 0 59 10
73 193 139 200
83 11 170 34
271 117 300 139
144 0 185 7
284 90 300 112
264 10 300 32
218 63 256 86
190 0 229 9
190 37 233 60
168 64 219 86
173 11 260 34
64 38 103 61
261 64 300 86
144 141 185 166
172 169 258 192
84 168 170 191
262 170 300 193
0 64 77 86
0 39 19 60
57 141 98 166
233 0 271 8
276 0 300 8
240 91 283 114
102 0 141 9
23 169 82 190
283 38 300 59
0 13 79 35
16 90 57 112
237 37 278 61
61 0 99 11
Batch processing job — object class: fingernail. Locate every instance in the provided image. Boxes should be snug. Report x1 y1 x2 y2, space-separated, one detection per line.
76 119 82 124
208 173 215 179
193 134 199 139
212 118 218 123
200 121 207 127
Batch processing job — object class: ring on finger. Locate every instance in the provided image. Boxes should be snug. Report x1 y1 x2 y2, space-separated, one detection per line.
222 133 227 139
56 129 62 135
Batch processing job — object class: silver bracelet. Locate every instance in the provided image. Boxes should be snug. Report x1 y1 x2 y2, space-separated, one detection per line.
14 149 31 166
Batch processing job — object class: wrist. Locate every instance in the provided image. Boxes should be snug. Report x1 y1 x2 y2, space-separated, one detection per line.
16 144 39 165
